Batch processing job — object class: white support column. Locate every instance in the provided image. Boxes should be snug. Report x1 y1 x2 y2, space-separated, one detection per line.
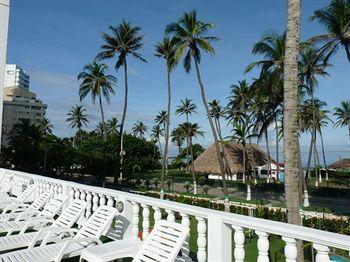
207 215 232 261
282 237 297 262
313 243 330 262
0 0 10 149
256 230 269 262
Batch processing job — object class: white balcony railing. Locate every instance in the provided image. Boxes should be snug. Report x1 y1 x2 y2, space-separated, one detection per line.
1 168 349 262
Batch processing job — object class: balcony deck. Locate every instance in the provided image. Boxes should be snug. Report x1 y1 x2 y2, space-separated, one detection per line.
1 168 349 261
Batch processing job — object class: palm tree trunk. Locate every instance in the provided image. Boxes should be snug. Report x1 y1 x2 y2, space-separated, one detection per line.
189 136 197 194
185 114 190 173
118 60 128 182
194 59 228 198
306 132 314 180
242 142 246 183
98 93 107 186
314 142 322 183
216 118 233 177
265 130 272 182
284 0 303 260
248 137 256 182
275 115 280 180
319 130 328 181
161 68 172 199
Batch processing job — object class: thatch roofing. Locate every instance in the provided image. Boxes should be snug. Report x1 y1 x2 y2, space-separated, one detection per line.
192 141 275 175
328 158 350 170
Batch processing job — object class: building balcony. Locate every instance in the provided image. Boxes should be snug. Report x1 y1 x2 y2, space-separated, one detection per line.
1 168 349 261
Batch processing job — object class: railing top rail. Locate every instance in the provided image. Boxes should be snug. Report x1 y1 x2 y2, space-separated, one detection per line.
3 168 350 251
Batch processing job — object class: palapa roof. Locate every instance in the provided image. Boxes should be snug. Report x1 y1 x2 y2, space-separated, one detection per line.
192 141 276 175
328 158 350 170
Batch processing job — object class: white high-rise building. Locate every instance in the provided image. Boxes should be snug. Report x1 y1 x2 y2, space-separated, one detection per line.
5 64 30 89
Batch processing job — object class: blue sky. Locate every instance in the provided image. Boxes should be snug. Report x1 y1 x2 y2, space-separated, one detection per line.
6 0 350 162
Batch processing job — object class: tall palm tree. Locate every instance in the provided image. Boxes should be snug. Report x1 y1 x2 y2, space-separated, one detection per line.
284 0 303 235
230 122 257 200
176 98 197 173
132 121 148 138
334 100 350 143
39 117 53 173
66 105 89 145
179 122 204 194
151 124 164 157
97 20 146 182
166 11 229 198
299 45 331 182
155 37 178 198
77 61 116 142
106 117 120 136
171 126 185 155
309 0 350 62
245 31 286 76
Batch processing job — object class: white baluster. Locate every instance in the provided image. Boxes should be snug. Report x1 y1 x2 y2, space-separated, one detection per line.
196 217 207 262
92 193 99 212
80 190 86 201
313 243 330 262
233 226 245 262
166 210 175 222
180 213 190 261
69 187 75 202
99 194 106 206
256 231 269 262
153 207 161 225
141 204 150 240
74 188 80 200
282 237 297 262
132 202 140 241
107 196 114 207
85 192 92 218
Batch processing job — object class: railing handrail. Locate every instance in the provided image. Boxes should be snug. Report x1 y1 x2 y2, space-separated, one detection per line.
2 168 350 251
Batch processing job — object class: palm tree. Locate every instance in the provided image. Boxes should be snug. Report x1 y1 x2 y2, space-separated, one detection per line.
179 122 204 194
77 61 116 142
171 127 185 155
299 45 331 183
39 117 53 173
230 122 257 200
132 121 148 138
284 0 303 235
151 124 164 157
309 0 350 62
155 37 178 199
97 20 146 182
245 31 286 76
176 98 197 173
106 117 120 136
334 100 350 143
66 105 89 145
166 11 229 198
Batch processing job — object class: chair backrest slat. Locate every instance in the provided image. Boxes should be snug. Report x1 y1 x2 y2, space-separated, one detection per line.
39 194 68 218
53 199 87 228
31 191 52 210
133 220 189 262
75 205 117 239
16 184 37 202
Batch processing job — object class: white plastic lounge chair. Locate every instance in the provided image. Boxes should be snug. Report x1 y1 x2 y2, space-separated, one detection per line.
0 199 87 252
0 205 118 262
79 220 190 262
0 177 18 198
0 190 52 222
0 184 37 208
0 194 67 235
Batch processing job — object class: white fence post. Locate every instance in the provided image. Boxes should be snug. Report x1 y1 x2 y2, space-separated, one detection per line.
207 215 232 261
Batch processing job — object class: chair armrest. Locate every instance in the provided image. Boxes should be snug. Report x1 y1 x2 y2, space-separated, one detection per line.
54 237 102 262
19 216 54 234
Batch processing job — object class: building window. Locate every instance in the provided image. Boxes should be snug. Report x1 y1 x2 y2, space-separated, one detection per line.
6 70 14 75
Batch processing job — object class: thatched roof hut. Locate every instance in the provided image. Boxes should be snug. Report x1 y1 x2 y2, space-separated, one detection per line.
328 158 350 170
192 141 275 175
